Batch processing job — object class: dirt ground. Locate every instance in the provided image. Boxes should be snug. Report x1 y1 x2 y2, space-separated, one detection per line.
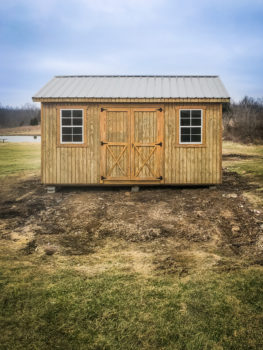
1 170 263 277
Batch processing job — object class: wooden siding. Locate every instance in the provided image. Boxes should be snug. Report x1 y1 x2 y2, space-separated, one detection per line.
164 103 222 184
42 103 100 184
41 102 222 185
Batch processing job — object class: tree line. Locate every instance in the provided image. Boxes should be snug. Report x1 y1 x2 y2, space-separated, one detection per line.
0 98 262 143
223 97 263 144
0 103 40 128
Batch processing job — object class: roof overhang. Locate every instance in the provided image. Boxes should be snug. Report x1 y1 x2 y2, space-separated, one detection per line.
32 97 230 103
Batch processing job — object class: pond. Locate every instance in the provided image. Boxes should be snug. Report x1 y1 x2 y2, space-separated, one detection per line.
0 135 41 143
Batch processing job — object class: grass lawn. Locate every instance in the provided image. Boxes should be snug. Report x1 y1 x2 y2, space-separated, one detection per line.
0 143 40 176
0 141 263 349
223 141 263 206
0 249 263 350
223 141 263 157
223 142 263 182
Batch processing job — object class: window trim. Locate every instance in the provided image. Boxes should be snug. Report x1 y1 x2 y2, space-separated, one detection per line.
60 109 84 145
176 106 206 147
179 109 203 145
57 106 87 147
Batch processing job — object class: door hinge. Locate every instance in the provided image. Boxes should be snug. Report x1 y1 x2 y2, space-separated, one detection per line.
101 176 106 180
101 108 106 112
101 141 108 145
155 142 162 146
156 176 163 180
157 108 163 112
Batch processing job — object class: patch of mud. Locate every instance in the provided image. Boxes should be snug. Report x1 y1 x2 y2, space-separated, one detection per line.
21 239 37 255
1 171 263 275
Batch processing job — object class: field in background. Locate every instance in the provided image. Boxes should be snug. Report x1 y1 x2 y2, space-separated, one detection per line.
0 141 263 350
0 124 41 136
223 141 263 206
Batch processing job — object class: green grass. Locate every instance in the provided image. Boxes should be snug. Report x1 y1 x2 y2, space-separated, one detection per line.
0 252 263 350
0 143 40 176
223 142 263 186
223 141 263 157
225 159 263 184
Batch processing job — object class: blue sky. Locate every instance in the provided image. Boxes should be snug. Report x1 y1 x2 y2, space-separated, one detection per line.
0 0 263 106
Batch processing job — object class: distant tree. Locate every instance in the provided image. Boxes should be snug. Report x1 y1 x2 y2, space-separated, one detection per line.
223 96 263 144
0 103 40 127
30 117 39 126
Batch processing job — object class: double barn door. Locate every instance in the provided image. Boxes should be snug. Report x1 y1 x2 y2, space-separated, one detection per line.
100 107 164 183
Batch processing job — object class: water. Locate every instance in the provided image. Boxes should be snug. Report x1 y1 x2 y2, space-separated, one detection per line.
0 135 41 143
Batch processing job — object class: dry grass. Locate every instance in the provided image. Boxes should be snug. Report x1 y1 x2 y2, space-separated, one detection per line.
0 141 263 349
223 141 263 207
0 125 41 136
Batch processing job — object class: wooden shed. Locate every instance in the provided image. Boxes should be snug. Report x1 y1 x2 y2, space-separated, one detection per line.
32 75 230 187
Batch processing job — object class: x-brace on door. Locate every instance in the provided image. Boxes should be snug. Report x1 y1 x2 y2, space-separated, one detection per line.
100 107 163 183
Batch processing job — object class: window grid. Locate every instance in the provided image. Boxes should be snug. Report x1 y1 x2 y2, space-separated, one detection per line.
60 109 84 144
179 109 202 144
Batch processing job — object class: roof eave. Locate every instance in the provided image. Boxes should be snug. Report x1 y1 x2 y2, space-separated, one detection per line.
32 97 230 103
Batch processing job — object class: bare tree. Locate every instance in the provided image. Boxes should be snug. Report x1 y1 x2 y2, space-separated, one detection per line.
223 97 263 144
0 104 40 128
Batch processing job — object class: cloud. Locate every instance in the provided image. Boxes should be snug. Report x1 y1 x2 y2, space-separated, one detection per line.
0 0 262 105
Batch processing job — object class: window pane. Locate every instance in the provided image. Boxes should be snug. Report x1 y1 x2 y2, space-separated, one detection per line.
191 127 201 135
192 110 201 118
62 118 71 126
192 117 201 126
73 134 83 142
181 118 191 126
73 110 82 119
62 110 71 118
181 134 191 143
181 110 190 118
62 127 73 135
191 135 201 142
73 127 82 134
181 127 191 135
62 134 72 142
73 118 83 126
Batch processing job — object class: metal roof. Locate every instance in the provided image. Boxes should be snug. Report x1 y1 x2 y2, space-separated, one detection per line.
33 75 230 99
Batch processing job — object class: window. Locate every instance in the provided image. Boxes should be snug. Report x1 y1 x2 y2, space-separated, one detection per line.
60 109 84 143
179 109 202 144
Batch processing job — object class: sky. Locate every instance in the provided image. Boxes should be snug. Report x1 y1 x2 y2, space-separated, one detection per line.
0 0 263 106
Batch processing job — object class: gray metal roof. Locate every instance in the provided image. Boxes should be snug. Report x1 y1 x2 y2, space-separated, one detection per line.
33 75 230 99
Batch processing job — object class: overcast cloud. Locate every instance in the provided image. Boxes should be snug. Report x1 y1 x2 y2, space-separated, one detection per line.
0 0 263 105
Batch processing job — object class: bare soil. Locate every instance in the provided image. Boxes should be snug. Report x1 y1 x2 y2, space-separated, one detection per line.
1 171 263 276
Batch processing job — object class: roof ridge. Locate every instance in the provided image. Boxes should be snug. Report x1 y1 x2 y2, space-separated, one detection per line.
54 75 219 78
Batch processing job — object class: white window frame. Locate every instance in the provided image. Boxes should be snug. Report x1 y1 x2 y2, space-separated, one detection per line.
60 109 84 144
179 109 203 145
